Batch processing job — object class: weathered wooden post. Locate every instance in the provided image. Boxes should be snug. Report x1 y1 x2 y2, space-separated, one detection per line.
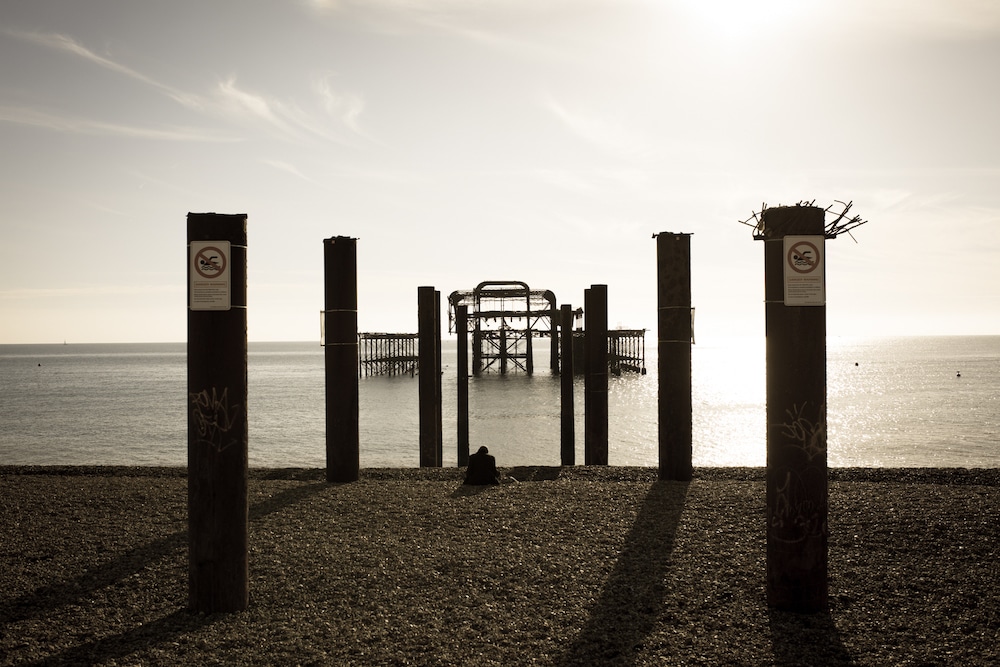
435 290 443 456
758 205 829 612
457 304 470 466
324 236 360 483
418 286 442 467
525 324 534 375
655 232 693 481
473 315 482 377
584 285 609 465
560 303 575 466
187 212 248 613
499 326 508 375
550 298 560 373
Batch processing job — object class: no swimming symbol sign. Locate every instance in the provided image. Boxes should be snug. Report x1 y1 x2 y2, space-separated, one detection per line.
190 240 231 310
783 235 825 306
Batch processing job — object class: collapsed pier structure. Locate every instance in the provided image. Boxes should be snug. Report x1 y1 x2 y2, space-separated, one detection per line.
356 280 645 377
357 333 418 377
448 281 558 376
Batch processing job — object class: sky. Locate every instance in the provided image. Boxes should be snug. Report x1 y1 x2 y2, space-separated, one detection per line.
2 0 999 344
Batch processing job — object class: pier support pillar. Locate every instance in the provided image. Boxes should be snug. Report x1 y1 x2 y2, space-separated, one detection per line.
584 285 609 465
324 236 360 483
457 304 470 466
560 304 576 466
418 286 443 467
655 232 693 481
758 205 829 613
550 301 560 374
187 212 249 613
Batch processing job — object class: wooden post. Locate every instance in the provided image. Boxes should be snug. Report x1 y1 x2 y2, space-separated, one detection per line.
550 300 560 373
457 304 470 466
500 326 508 375
525 325 534 375
187 212 248 613
560 304 575 466
435 289 443 460
584 285 609 465
473 316 482 377
758 205 829 612
656 232 693 481
524 282 534 376
418 286 442 467
324 236 359 483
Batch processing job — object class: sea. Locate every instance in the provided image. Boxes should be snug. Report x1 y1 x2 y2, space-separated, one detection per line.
1 336 997 469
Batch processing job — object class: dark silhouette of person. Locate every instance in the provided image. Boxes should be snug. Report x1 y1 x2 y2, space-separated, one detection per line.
464 446 499 485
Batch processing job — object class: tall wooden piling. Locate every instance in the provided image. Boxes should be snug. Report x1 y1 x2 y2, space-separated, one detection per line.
187 212 249 613
560 304 575 466
499 327 508 375
472 316 482 376
324 236 360 483
457 304 470 466
584 285 609 465
656 232 693 481
550 301 560 373
435 290 443 458
418 286 442 467
758 205 829 612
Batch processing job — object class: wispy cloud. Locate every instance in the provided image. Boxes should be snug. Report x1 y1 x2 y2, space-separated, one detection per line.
215 78 300 137
259 158 321 185
313 74 368 136
4 29 205 110
5 28 369 145
0 106 238 142
214 77 364 144
305 0 608 66
540 93 644 159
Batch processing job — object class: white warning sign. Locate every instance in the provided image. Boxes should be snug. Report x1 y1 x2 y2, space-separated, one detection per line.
189 240 231 311
783 235 825 306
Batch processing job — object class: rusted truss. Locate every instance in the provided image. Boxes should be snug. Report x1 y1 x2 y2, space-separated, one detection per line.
358 332 418 377
448 281 560 376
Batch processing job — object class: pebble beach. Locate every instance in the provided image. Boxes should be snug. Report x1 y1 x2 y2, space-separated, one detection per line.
1 466 997 666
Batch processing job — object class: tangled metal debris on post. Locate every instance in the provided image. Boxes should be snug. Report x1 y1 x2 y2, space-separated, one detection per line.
738 200 869 241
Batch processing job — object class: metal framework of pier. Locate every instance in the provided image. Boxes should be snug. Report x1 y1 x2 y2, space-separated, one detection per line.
358 333 418 377
608 329 647 375
356 282 647 378
448 281 559 376
568 329 647 375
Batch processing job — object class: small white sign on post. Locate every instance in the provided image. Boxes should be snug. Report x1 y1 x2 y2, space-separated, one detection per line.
783 235 825 306
190 240 231 311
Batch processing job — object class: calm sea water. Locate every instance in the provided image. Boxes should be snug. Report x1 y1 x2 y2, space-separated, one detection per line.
0 336 997 469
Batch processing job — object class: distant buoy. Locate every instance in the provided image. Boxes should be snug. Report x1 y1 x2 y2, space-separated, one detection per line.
957 371 961 378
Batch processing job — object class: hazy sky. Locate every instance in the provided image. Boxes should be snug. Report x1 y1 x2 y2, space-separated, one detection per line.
2 0 999 344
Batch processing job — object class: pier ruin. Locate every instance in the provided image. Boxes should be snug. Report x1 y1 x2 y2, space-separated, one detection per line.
448 281 558 376
358 333 418 377
354 280 647 377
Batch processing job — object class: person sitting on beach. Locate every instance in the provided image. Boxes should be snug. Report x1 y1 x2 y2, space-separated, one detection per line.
464 446 500 485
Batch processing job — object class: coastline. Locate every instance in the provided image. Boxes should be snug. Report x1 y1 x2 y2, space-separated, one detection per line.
2 466 997 665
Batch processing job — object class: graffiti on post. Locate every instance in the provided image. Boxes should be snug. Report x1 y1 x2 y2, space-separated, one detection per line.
190 387 241 453
769 401 828 544
777 401 826 461
770 468 828 544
